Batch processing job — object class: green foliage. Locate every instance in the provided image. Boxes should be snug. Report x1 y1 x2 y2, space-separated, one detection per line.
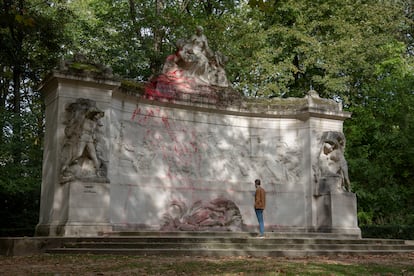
65 0 239 80
361 225 414 240
357 211 374 226
238 0 411 99
0 0 71 236
345 39 414 225
0 105 42 237
1 0 414 235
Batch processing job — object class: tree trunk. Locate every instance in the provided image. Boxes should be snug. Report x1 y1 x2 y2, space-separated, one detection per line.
128 0 141 38
151 0 164 74
10 0 24 165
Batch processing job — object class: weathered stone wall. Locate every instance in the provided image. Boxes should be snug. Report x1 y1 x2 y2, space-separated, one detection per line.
36 72 360 237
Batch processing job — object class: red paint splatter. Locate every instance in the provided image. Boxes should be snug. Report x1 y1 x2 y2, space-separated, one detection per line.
162 116 170 128
131 107 141 121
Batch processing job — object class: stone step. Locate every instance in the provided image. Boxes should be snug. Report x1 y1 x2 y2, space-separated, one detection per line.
46 247 414 257
44 232 414 257
104 231 361 239
60 241 414 251
50 236 407 245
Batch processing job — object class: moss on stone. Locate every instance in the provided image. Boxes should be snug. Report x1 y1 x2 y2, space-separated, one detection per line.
241 97 309 111
120 79 145 96
69 62 101 73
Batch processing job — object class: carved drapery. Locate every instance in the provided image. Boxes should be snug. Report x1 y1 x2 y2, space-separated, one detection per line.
160 197 244 232
145 26 230 100
60 98 108 183
314 131 351 195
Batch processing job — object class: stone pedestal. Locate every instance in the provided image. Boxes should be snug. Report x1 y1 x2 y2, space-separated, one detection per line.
35 181 112 237
63 181 111 236
314 176 360 236
35 72 118 237
316 192 359 235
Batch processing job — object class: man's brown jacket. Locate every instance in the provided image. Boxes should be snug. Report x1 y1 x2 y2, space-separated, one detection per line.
255 186 266 209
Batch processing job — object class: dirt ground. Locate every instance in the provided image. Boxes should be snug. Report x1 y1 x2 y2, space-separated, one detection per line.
0 253 413 275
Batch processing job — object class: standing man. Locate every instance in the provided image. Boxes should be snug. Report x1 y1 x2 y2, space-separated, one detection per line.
254 179 266 238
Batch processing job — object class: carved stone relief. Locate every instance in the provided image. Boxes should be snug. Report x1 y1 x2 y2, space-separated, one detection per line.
314 131 350 194
160 197 244 231
60 98 108 183
145 26 230 99
274 142 301 185
114 106 304 189
38 72 360 237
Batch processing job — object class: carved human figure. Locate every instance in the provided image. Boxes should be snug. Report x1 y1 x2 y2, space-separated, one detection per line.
188 26 213 83
61 99 105 181
209 51 229 87
74 107 104 171
160 197 244 231
157 39 198 94
275 142 300 185
317 131 350 191
146 26 232 99
162 39 187 75
157 26 229 89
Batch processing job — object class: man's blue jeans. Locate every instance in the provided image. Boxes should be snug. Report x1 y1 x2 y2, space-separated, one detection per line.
255 208 264 236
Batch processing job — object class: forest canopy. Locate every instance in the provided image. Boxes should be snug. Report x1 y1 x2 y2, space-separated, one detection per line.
1 0 413 235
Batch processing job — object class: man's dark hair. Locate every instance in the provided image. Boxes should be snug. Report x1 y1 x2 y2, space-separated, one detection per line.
255 179 261 185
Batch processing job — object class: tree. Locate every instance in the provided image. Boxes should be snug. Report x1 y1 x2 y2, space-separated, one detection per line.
236 0 411 100
1 0 414 235
345 47 414 225
0 0 71 235
65 0 239 80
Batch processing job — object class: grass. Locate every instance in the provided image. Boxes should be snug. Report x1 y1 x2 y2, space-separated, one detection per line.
0 254 413 275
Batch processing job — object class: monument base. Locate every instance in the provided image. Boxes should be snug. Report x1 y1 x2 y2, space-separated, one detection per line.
37 72 358 237
35 222 112 237
36 180 111 237
315 192 361 237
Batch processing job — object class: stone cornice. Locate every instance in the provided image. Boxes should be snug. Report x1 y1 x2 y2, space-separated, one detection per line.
41 72 351 121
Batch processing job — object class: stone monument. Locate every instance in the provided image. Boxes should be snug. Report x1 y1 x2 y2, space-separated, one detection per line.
36 28 360 237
